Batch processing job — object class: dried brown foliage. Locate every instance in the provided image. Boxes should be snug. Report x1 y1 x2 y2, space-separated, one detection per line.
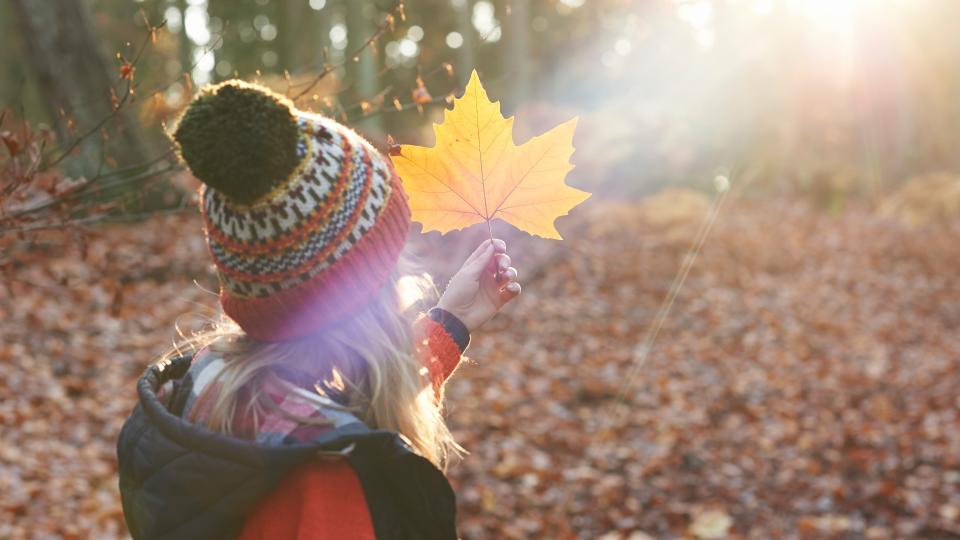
879 172 960 228
0 112 89 234
1 197 959 539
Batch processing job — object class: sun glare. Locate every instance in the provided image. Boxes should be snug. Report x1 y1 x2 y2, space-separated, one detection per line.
397 274 428 311
790 0 913 28
797 0 862 19
792 0 868 37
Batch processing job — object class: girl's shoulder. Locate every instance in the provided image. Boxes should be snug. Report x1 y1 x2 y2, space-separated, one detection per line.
154 345 224 420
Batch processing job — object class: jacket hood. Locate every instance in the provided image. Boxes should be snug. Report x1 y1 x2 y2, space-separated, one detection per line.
117 355 457 540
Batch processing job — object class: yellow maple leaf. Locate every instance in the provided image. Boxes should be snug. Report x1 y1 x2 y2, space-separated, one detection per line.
390 70 591 240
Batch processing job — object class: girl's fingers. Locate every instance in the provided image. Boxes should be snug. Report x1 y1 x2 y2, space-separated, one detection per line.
464 243 493 267
499 281 521 303
466 238 506 265
463 245 495 277
499 266 518 282
482 251 510 278
494 253 511 273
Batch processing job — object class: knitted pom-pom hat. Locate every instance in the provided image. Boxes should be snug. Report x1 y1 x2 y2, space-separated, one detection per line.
172 80 411 341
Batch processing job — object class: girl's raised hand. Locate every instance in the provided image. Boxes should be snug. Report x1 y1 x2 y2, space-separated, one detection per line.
436 239 521 332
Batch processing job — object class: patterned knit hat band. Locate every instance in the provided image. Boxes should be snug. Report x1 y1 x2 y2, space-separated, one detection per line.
174 81 411 341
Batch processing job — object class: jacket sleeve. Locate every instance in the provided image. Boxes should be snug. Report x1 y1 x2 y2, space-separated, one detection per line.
413 309 470 400
237 460 377 540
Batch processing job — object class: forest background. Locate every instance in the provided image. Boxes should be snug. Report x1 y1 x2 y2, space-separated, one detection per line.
1 0 959 538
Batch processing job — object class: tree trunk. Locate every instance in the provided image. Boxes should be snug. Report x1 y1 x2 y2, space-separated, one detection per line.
503 0 531 106
10 0 148 172
178 0 194 82
312 3 332 70
454 0 476 87
346 0 382 135
278 0 305 72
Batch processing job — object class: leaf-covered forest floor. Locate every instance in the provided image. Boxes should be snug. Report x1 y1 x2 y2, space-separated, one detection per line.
1 197 958 539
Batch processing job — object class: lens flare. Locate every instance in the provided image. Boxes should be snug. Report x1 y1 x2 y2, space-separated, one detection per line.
397 274 428 310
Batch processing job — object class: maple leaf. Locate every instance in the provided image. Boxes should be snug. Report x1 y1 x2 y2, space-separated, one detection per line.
390 70 590 240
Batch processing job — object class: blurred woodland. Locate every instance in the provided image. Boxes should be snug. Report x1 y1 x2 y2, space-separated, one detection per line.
1 0 959 538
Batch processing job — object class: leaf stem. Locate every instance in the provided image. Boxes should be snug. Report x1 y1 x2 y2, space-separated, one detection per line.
486 217 500 280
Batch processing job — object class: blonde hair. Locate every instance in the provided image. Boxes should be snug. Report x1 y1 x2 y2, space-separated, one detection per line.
165 263 461 469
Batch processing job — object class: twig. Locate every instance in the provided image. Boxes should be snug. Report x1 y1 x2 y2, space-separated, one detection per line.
289 1 403 101
139 23 227 106
1 201 193 236
1 163 178 223
88 150 174 181
45 21 166 168
344 94 434 120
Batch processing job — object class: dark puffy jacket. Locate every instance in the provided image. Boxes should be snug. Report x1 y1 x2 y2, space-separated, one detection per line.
117 355 457 540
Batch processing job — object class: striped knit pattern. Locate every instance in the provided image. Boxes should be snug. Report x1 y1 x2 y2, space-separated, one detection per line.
198 112 411 341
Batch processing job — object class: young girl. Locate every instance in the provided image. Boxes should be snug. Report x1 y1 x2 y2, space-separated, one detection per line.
117 81 520 540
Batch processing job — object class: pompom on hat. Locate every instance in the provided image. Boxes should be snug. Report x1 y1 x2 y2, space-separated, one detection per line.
172 80 411 341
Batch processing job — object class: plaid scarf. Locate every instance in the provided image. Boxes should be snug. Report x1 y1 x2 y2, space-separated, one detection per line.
157 313 466 445
159 346 359 445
